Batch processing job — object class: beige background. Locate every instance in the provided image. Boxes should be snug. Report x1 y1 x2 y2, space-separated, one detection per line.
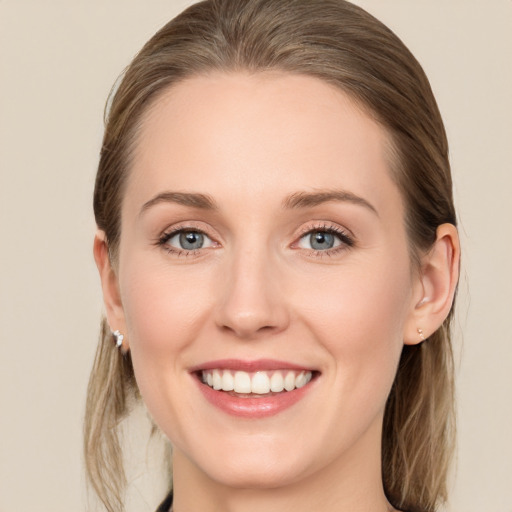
1 1 511 511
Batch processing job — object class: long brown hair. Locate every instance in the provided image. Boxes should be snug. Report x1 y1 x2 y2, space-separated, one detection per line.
85 1 457 511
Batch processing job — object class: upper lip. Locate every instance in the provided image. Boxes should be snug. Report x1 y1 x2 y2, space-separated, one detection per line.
189 358 316 373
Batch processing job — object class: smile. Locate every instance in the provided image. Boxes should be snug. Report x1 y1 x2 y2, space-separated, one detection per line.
201 369 313 395
192 360 318 418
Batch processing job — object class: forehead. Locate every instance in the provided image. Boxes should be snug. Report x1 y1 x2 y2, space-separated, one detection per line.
127 72 402 219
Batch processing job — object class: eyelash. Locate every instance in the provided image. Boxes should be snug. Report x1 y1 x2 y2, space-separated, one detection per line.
294 222 355 258
155 222 355 258
156 223 214 257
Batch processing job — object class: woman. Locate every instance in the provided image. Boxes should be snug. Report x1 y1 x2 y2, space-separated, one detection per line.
85 1 460 511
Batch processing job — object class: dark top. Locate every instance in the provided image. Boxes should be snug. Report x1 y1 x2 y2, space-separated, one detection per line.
155 491 414 512
156 491 173 512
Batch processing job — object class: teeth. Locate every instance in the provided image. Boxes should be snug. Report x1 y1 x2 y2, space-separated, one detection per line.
295 371 308 388
221 370 234 391
270 372 284 392
251 372 270 394
202 369 312 394
212 369 222 390
284 371 296 391
234 371 252 393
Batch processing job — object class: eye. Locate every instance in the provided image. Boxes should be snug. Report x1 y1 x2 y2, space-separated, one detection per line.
296 226 354 253
161 229 215 252
299 230 340 250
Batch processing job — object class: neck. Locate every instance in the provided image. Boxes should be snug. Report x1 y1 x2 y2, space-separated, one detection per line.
171 417 395 512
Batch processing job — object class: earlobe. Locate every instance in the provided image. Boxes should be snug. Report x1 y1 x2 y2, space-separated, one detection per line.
404 223 460 345
93 231 127 346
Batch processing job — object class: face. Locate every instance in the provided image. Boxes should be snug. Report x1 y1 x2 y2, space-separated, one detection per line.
111 73 421 490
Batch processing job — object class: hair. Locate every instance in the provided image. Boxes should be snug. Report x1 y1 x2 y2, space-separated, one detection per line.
85 1 457 511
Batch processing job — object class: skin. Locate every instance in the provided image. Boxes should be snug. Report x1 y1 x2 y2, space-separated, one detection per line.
95 72 459 512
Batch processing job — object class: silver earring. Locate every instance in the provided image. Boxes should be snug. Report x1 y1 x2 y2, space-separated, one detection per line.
417 328 426 342
112 329 124 348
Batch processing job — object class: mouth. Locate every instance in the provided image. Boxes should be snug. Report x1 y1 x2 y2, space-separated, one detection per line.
199 369 314 396
191 360 319 417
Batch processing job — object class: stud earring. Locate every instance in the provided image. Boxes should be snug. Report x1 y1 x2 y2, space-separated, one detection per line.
112 329 124 348
417 328 426 342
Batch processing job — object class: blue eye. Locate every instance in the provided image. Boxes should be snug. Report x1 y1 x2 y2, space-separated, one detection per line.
164 230 214 251
297 228 352 251
310 231 337 250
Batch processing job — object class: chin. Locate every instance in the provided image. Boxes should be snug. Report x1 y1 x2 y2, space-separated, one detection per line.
182 435 316 490
206 459 308 490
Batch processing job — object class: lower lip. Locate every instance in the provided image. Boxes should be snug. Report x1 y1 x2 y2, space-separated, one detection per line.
195 376 316 418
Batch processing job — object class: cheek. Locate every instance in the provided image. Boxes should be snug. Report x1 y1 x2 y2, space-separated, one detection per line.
121 253 210 333
298 254 412 392
303 253 410 330
117 255 215 393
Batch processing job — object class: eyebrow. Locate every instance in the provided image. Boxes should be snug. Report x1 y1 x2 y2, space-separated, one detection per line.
140 191 218 216
140 188 378 217
283 189 378 216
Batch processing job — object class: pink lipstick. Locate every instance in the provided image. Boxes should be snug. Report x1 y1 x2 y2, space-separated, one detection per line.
190 359 318 418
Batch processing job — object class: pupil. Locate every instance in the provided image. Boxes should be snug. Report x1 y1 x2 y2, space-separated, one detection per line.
311 231 334 250
180 231 203 250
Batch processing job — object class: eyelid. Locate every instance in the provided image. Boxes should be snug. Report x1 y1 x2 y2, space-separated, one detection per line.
297 231 342 250
158 219 217 237
291 221 355 253
155 221 221 256
166 230 215 249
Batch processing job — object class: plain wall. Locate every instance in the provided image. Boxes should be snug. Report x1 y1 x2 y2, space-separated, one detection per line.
0 1 511 511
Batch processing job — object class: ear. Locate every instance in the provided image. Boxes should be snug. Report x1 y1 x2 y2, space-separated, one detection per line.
404 223 460 345
93 230 128 349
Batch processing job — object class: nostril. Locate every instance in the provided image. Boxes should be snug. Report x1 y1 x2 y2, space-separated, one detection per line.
219 320 281 339
213 268 291 338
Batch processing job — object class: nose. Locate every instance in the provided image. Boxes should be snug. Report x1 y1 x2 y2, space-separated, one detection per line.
214 248 290 339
